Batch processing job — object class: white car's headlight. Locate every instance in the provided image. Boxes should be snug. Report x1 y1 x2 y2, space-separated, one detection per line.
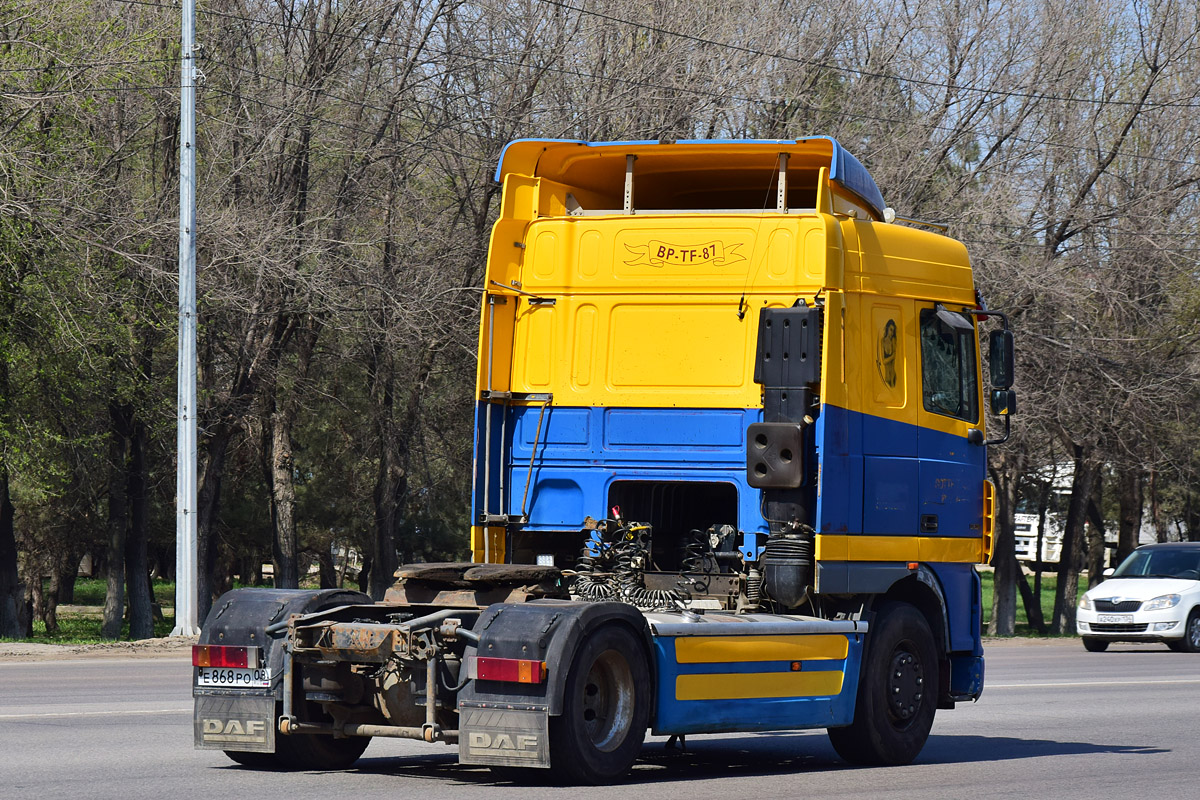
1079 595 1093 610
1142 594 1181 611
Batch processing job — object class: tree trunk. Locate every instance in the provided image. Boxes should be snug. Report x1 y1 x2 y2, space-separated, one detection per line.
988 461 1021 636
1053 445 1096 634
318 547 336 589
358 554 372 595
264 393 300 589
1185 494 1200 542
126 416 153 639
101 407 130 639
30 571 44 629
369 344 402 601
197 423 232 626
1149 468 1170 542
0 335 23 638
1085 486 1107 588
263 318 318 590
57 557 76 604
43 570 61 634
1116 466 1143 564
335 546 349 589
371 441 403 600
1016 569 1047 635
0 469 22 638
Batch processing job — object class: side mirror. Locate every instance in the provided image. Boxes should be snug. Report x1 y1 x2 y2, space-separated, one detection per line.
1102 567 1114 578
990 389 1017 416
989 329 1014 389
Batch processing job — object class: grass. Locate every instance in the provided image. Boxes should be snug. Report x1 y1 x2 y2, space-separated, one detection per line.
69 578 176 608
23 614 177 644
0 578 179 644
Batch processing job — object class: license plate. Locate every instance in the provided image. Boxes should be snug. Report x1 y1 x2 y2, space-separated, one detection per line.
1096 614 1134 624
196 667 271 688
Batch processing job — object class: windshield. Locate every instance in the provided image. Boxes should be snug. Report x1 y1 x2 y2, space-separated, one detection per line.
1111 548 1200 580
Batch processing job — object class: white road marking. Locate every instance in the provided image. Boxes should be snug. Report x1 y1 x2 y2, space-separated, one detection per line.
988 678 1200 688
0 707 191 720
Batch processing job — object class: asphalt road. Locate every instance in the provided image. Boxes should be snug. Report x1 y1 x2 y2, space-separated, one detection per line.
2 639 1198 800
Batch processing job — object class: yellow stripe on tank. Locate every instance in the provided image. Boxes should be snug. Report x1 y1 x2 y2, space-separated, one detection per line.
676 670 844 701
674 634 848 664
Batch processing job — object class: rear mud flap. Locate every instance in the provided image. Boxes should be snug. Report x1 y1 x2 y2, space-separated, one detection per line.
194 695 276 753
458 705 550 768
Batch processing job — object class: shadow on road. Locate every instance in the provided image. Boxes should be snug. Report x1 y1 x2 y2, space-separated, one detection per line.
249 730 1166 786
923 733 1169 764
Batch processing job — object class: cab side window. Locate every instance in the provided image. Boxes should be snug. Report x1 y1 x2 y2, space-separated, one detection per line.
920 308 978 423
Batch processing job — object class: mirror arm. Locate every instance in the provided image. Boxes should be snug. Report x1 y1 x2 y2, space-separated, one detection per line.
962 307 1009 331
983 414 1011 447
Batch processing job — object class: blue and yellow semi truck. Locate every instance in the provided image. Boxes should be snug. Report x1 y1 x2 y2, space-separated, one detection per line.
193 139 1015 783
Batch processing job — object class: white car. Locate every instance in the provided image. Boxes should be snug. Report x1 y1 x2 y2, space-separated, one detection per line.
1077 543 1200 652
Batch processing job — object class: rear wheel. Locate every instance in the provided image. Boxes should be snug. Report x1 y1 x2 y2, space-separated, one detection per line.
1082 637 1109 653
226 697 371 771
275 726 370 770
548 624 650 784
828 602 938 766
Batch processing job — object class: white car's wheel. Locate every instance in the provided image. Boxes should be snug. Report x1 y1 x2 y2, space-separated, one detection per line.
1180 609 1200 653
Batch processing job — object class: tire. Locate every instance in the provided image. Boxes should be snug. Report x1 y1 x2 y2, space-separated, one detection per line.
226 697 370 771
1082 637 1109 653
1174 609 1200 653
275 728 370 770
828 602 938 766
548 624 650 784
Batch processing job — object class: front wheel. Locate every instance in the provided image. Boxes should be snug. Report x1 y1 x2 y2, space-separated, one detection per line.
828 602 938 766
1169 609 1200 653
1082 637 1109 653
548 624 650 784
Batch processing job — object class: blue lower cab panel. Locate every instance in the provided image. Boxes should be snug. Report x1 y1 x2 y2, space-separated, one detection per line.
644 615 865 736
949 653 985 700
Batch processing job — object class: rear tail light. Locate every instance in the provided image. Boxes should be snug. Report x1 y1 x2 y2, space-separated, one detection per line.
193 644 261 669
467 656 547 684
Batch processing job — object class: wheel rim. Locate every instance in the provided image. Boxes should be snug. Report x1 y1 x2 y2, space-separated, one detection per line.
886 641 925 728
1189 615 1200 649
578 649 636 752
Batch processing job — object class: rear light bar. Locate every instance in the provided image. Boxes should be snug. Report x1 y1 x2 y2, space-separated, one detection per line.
193 644 261 669
468 656 547 684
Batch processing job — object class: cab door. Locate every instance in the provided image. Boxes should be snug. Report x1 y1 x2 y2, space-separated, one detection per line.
915 304 985 542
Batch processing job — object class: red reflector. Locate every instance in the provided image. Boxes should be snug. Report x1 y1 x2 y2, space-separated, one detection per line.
192 644 253 669
475 656 547 684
